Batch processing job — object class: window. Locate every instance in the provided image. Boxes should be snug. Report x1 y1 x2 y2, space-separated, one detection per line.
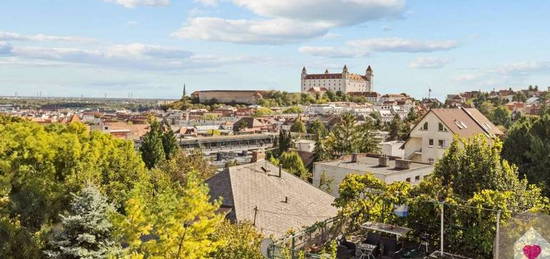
438 140 445 148
406 178 411 183
415 176 420 182
429 139 434 146
438 122 445 131
428 158 435 164
422 122 428 130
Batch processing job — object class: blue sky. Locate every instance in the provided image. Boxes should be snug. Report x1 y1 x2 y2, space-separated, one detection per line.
1 0 550 99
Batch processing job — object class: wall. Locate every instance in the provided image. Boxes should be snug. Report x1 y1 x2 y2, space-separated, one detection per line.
405 112 454 163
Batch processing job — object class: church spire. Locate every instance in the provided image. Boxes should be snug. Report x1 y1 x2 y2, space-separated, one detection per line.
182 84 187 98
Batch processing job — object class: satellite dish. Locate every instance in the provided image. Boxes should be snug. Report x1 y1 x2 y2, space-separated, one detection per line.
260 238 274 258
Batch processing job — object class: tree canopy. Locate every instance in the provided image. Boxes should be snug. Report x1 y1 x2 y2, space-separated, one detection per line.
335 136 549 257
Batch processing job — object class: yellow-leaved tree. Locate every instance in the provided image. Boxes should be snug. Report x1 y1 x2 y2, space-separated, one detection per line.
114 170 224 259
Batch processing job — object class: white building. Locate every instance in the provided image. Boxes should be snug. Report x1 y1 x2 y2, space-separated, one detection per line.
301 65 373 93
313 154 434 197
403 107 503 163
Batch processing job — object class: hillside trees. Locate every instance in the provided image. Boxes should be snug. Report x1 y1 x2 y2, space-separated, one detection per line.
0 119 145 257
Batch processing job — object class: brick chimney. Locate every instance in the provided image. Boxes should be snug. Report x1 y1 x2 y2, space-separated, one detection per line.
251 150 265 162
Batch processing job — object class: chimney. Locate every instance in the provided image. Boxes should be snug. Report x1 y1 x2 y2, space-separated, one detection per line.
251 150 265 163
278 164 282 178
378 155 389 167
395 159 411 170
351 153 358 163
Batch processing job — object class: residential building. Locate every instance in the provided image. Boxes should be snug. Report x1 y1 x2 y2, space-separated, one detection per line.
301 65 373 93
313 154 434 197
207 159 338 238
403 107 503 163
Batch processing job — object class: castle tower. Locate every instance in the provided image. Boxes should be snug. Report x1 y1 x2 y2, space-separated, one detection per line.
365 65 374 92
301 67 307 92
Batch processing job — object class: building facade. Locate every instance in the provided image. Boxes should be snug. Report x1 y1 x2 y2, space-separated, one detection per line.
301 65 373 93
403 107 503 163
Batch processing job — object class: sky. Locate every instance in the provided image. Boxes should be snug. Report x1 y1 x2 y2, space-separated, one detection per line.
1 0 550 99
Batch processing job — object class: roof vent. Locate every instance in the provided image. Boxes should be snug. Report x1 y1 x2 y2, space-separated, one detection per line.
395 159 411 170
378 155 389 167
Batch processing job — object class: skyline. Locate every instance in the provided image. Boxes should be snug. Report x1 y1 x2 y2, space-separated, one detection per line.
1 0 550 99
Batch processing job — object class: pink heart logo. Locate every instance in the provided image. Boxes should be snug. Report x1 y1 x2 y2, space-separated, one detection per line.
523 245 542 259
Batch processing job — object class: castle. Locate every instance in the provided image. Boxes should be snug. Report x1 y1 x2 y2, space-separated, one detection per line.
301 65 373 93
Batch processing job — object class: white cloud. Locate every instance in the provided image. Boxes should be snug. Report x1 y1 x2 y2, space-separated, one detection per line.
348 38 458 52
300 38 458 58
495 61 549 74
233 0 405 25
409 57 451 69
0 31 96 43
453 73 482 82
176 0 406 44
1 43 254 71
172 17 332 44
103 0 170 8
194 0 219 6
298 46 360 58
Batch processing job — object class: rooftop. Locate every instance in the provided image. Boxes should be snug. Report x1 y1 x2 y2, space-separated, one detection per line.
206 161 338 238
315 154 433 176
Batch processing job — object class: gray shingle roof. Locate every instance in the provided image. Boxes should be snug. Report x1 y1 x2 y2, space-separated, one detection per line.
206 161 338 238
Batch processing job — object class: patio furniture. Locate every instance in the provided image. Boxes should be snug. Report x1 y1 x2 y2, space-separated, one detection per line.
355 242 377 259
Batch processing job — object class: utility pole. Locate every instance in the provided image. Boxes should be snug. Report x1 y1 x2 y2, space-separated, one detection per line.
440 202 444 256
495 210 501 259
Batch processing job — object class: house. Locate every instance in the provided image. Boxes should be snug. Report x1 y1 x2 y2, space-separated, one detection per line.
312 154 434 197
403 107 503 163
206 159 338 238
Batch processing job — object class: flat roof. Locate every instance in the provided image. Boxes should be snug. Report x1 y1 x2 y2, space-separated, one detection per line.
315 155 433 176
180 133 277 144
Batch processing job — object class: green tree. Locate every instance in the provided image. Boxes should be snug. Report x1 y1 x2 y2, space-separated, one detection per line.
335 136 549 257
283 106 303 114
45 185 119 259
290 118 307 133
491 106 512 127
277 130 292 155
307 119 327 138
0 119 145 256
156 149 216 184
433 136 527 199
140 120 166 169
210 221 263 259
254 107 273 117
388 114 404 141
278 151 310 180
503 114 550 195
161 127 179 160
323 113 380 157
